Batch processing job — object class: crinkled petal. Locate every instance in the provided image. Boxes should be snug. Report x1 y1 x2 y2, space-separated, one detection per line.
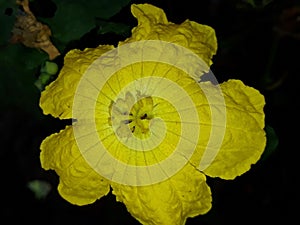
130 3 168 25
40 45 114 119
40 125 110 205
111 164 211 225
202 79 266 179
120 4 217 67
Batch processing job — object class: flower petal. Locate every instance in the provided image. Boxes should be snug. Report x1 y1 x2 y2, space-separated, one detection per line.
203 79 266 179
39 45 114 119
40 125 110 205
111 164 211 225
131 3 168 25
121 4 217 67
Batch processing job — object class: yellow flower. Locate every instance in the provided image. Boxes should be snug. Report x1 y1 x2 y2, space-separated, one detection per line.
39 3 266 225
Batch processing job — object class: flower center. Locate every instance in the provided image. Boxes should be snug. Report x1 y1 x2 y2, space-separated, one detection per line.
109 92 154 139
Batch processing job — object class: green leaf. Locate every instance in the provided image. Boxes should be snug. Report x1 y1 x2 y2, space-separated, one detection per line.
0 65 41 117
0 44 48 116
261 124 279 161
39 0 131 45
0 0 17 45
0 44 48 70
96 19 131 36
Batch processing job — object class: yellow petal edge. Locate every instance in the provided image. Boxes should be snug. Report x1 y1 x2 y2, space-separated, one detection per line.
112 164 212 225
121 3 218 67
40 125 110 205
39 45 114 119
203 79 266 179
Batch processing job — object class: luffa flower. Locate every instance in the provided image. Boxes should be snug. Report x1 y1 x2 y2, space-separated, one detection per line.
39 3 266 225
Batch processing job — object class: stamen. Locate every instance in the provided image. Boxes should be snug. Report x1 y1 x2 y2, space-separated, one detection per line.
140 113 147 120
123 119 133 124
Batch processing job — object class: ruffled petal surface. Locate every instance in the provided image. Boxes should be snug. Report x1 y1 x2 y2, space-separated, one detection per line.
40 125 111 205
121 4 217 67
39 45 114 119
111 164 212 225
202 79 266 179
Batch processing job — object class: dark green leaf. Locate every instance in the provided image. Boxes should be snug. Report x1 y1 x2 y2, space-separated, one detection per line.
0 0 18 44
39 0 131 45
0 44 48 70
260 124 279 161
0 44 48 117
96 20 131 36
